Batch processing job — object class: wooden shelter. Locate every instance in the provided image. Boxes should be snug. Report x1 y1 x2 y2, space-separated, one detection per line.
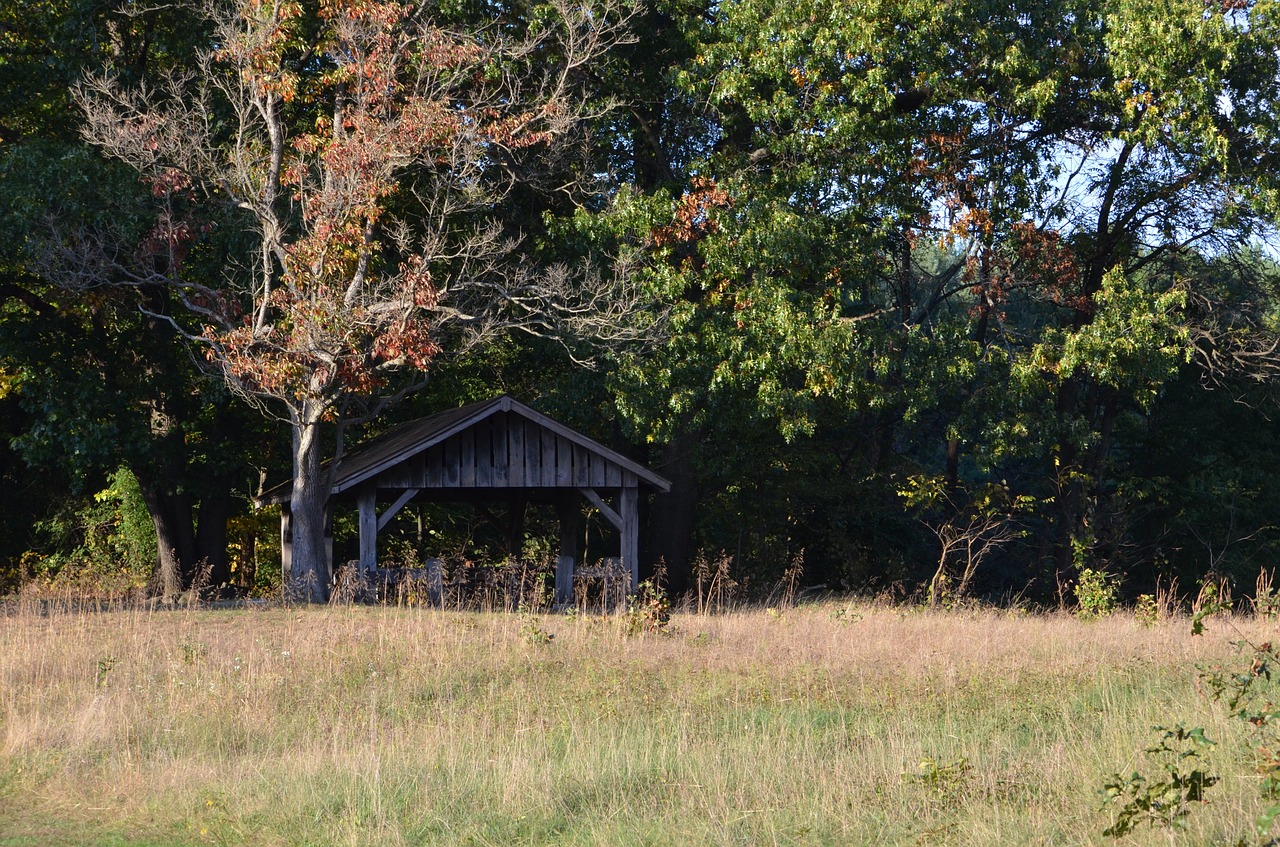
258 395 670 602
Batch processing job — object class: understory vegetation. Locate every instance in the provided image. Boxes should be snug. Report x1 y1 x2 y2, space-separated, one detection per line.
5 0 1280 605
3 601 1280 846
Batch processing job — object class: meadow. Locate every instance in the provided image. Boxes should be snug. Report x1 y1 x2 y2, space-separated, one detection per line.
2 600 1276 846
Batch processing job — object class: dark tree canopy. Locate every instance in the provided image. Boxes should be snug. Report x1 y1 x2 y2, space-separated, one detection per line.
4 0 1280 606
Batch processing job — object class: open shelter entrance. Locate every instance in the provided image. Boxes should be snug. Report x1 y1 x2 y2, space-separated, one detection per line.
258 395 670 603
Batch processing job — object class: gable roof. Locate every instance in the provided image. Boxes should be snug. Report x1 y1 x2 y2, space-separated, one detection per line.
257 395 670 505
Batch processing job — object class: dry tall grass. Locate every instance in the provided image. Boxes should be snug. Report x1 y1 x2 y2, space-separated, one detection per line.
1 601 1275 845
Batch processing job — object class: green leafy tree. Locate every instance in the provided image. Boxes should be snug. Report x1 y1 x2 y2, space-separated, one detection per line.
593 0 1280 596
0 0 265 597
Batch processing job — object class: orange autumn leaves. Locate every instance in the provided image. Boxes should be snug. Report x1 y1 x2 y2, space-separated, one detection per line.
194 0 531 400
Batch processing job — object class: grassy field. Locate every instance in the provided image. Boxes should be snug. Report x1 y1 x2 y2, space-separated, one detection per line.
1 600 1277 846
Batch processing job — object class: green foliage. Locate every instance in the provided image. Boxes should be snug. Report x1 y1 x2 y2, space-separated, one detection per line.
519 615 555 646
1027 269 1189 410
1255 570 1280 620
95 655 116 689
908 757 972 803
1101 724 1218 838
7 0 1280 603
1075 568 1120 619
1134 594 1158 628
625 578 672 637
18 467 156 591
1197 626 1280 840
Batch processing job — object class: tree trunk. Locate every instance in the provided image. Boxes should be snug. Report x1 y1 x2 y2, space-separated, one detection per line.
288 404 331 602
647 428 700 597
134 474 197 602
195 482 233 597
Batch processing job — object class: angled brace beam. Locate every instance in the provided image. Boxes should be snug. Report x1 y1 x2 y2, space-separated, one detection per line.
377 488 421 532
578 487 622 530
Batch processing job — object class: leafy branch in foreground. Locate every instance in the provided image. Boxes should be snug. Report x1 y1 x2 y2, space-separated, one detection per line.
1100 724 1217 838
1103 605 1280 843
1198 628 1280 842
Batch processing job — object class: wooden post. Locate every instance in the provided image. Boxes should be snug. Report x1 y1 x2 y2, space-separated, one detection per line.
358 486 377 576
555 497 579 605
323 503 334 587
280 503 293 588
620 477 639 593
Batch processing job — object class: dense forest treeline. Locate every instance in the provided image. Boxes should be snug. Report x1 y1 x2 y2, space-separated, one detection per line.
3 0 1280 605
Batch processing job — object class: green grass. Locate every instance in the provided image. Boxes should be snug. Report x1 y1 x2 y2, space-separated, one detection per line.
1 602 1276 845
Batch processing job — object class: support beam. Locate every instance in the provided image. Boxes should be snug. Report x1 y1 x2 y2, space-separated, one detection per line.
555 497 580 605
358 487 377 575
377 488 420 532
620 483 639 592
578 487 622 530
323 504 334 587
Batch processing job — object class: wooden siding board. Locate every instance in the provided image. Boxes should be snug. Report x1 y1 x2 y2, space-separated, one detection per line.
541 426 557 487
358 487 377 574
620 483 639 589
476 419 493 487
444 436 461 487
525 420 542 486
378 451 426 489
460 428 476 487
376 463 406 489
572 443 590 486
605 461 621 487
492 414 509 486
508 414 525 487
426 445 443 488
258 394 669 504
556 436 573 486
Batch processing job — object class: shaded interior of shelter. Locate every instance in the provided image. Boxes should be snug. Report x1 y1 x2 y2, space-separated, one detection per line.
258 396 670 604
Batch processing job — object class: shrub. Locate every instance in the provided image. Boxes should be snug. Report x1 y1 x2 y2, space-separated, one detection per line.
1075 568 1120 619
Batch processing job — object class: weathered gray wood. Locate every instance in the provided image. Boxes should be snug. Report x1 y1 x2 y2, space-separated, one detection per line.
487 399 669 491
476 420 493 487
378 452 427 489
556 435 573 485
377 463 405 488
426 445 443 487
555 497 579 605
579 487 622 530
492 414 508 486
444 436 461 487
460 427 476 487
508 414 525 486
571 442 589 486
525 419 541 485
358 487 377 575
377 488 420 531
261 399 672 603
427 557 444 604
620 481 639 591
541 426 557 487
259 394 670 504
